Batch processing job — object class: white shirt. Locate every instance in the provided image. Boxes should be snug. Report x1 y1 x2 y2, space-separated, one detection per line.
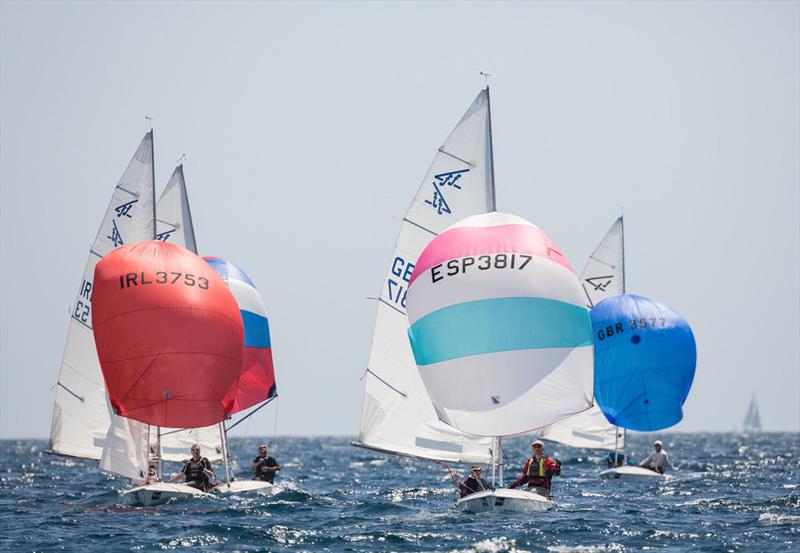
639 449 671 472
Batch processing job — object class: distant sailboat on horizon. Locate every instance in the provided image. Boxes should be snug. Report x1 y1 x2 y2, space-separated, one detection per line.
742 393 762 433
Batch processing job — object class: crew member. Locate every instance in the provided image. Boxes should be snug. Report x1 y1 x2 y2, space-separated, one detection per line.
251 443 280 483
169 444 216 492
639 440 671 474
458 466 492 498
508 440 561 497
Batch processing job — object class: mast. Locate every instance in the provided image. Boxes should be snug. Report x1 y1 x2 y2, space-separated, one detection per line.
219 422 232 485
620 214 626 293
485 85 497 212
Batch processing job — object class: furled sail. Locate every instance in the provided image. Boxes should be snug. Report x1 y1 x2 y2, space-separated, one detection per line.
581 217 624 309
204 256 277 413
592 294 696 431
406 212 594 437
355 89 495 463
49 132 156 460
92 241 243 428
541 217 625 450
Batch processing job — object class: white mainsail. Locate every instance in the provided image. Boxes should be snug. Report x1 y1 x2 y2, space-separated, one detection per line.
540 216 625 450
743 393 762 432
49 132 156 461
355 89 495 464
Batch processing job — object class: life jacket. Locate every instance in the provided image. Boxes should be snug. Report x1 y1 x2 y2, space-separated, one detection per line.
525 456 551 488
185 458 209 486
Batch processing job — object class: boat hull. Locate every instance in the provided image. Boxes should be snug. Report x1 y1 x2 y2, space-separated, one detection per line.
120 482 215 506
455 488 554 513
216 480 281 495
599 466 665 480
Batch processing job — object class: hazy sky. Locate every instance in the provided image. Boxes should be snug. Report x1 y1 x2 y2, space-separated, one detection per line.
1 1 798 439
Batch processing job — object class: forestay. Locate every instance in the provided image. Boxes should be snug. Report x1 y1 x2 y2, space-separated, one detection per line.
49 132 156 460
581 217 624 309
356 89 494 463
406 212 594 437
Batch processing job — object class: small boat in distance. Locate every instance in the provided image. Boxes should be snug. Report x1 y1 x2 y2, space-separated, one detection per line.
742 393 762 433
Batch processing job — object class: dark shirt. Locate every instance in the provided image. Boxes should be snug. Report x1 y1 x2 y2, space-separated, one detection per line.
181 457 212 491
253 455 279 483
459 476 492 497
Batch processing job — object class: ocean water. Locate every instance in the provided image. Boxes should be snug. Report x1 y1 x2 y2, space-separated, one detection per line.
1 433 797 552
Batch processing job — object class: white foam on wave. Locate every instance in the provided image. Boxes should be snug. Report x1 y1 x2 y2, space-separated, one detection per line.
758 513 800 525
449 537 529 553
547 544 624 553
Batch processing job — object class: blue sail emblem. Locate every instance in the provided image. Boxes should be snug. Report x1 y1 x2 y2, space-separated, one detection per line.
424 169 469 215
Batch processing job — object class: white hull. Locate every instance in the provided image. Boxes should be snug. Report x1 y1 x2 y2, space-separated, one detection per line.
216 480 281 495
455 488 554 513
120 482 215 506
599 466 665 480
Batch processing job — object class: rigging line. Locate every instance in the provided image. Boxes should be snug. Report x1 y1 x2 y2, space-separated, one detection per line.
56 382 85 402
272 396 280 457
89 249 102 258
225 395 279 433
437 147 474 168
378 297 405 316
365 369 407 398
402 217 437 236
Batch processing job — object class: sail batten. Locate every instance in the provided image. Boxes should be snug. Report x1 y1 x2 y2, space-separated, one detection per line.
357 89 495 464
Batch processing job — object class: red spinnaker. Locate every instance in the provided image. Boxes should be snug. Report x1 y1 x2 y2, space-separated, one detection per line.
92 241 243 428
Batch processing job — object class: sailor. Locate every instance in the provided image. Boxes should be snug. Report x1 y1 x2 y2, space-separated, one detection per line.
508 440 561 497
168 444 216 492
639 440 671 474
458 466 492 498
605 452 624 468
251 443 280 483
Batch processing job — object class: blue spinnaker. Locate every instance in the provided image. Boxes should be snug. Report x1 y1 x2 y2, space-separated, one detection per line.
592 294 696 432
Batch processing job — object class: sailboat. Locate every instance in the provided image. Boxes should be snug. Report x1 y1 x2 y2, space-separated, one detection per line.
106 166 280 504
406 211 595 513
540 217 627 462
593 294 697 480
742 393 762 433
111 164 225 506
353 89 496 475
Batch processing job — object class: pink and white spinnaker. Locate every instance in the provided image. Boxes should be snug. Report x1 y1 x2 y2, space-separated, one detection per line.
405 212 594 437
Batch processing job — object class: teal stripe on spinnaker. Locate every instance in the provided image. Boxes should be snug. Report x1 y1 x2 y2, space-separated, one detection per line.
407 297 592 366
